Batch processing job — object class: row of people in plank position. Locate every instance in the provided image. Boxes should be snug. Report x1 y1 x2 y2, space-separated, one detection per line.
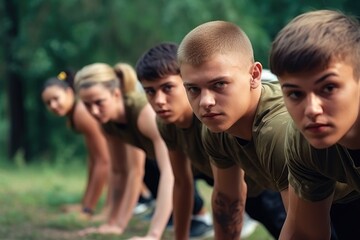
42 9 360 240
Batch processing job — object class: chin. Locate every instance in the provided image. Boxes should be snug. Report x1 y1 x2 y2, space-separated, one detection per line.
306 137 336 149
159 116 173 124
102 118 111 124
94 117 107 124
56 111 66 117
205 124 226 133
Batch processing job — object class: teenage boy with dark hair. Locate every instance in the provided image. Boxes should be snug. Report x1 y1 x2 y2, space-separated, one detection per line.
136 42 286 239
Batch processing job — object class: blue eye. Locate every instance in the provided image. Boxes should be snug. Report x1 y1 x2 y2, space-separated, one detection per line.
214 82 226 88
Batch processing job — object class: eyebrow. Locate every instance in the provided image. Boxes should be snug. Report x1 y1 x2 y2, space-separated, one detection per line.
281 73 336 89
143 82 172 90
183 76 226 87
183 83 195 89
143 86 154 90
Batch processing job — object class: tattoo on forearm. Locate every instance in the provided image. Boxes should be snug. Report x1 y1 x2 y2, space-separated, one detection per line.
213 192 243 239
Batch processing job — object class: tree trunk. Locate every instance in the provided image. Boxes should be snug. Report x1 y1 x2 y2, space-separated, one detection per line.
3 0 27 161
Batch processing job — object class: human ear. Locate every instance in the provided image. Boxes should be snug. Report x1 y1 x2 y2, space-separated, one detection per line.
250 62 262 88
113 88 122 98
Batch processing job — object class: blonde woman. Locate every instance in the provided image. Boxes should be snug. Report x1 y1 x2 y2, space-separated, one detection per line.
75 63 174 240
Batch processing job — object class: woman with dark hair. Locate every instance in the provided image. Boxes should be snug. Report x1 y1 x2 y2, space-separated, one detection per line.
41 70 111 219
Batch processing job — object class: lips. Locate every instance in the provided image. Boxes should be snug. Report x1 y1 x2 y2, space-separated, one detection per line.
304 122 331 134
202 112 221 118
305 122 328 128
156 110 171 118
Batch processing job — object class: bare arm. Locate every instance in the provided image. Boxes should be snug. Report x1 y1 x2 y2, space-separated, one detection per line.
75 103 111 212
211 163 247 240
279 185 333 240
169 150 194 240
137 104 174 239
106 134 146 231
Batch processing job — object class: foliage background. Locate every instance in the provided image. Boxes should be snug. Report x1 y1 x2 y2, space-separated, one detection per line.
1 0 360 162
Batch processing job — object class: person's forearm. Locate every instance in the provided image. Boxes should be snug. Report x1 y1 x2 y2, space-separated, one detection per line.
173 180 194 240
107 172 125 225
146 171 174 239
116 168 143 229
83 156 110 210
212 190 245 240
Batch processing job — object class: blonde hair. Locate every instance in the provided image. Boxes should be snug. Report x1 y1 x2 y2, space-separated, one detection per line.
178 21 254 67
74 62 138 94
113 63 137 93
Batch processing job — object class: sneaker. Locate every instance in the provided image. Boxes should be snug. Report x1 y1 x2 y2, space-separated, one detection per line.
133 202 149 215
133 196 155 216
241 213 258 239
189 218 214 239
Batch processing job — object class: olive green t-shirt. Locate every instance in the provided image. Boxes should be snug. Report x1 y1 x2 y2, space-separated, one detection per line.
286 121 360 203
157 115 213 178
202 82 290 196
102 92 156 159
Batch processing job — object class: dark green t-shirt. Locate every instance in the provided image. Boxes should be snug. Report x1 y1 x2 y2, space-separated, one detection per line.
102 92 156 159
157 115 213 178
202 82 290 196
286 121 360 203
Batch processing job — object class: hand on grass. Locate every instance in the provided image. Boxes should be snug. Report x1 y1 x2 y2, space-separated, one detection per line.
78 224 123 236
128 236 159 240
97 224 123 234
78 226 98 236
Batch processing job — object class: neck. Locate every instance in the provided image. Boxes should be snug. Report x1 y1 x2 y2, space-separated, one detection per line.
339 119 360 149
113 98 127 124
227 86 262 139
227 114 255 140
65 97 76 117
175 107 194 129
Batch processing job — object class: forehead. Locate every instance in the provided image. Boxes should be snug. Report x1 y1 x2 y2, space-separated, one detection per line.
78 84 110 97
141 75 183 88
44 85 66 92
279 60 355 84
181 54 243 83
42 85 67 97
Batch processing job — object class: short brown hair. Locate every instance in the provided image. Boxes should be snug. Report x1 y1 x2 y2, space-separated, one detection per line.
178 20 254 67
270 10 360 78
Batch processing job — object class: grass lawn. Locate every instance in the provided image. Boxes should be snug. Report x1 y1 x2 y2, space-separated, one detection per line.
0 161 274 240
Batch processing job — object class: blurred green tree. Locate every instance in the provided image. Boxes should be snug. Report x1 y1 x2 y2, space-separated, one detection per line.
1 0 359 162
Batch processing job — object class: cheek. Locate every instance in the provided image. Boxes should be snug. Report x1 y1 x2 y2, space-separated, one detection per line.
283 100 301 120
102 100 115 114
188 102 196 111
185 94 196 108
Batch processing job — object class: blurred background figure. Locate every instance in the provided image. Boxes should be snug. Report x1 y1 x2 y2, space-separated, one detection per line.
41 70 111 220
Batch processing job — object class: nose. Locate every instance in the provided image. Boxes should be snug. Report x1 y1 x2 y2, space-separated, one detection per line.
90 105 100 116
154 91 166 106
49 100 58 110
199 90 215 110
305 93 323 120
